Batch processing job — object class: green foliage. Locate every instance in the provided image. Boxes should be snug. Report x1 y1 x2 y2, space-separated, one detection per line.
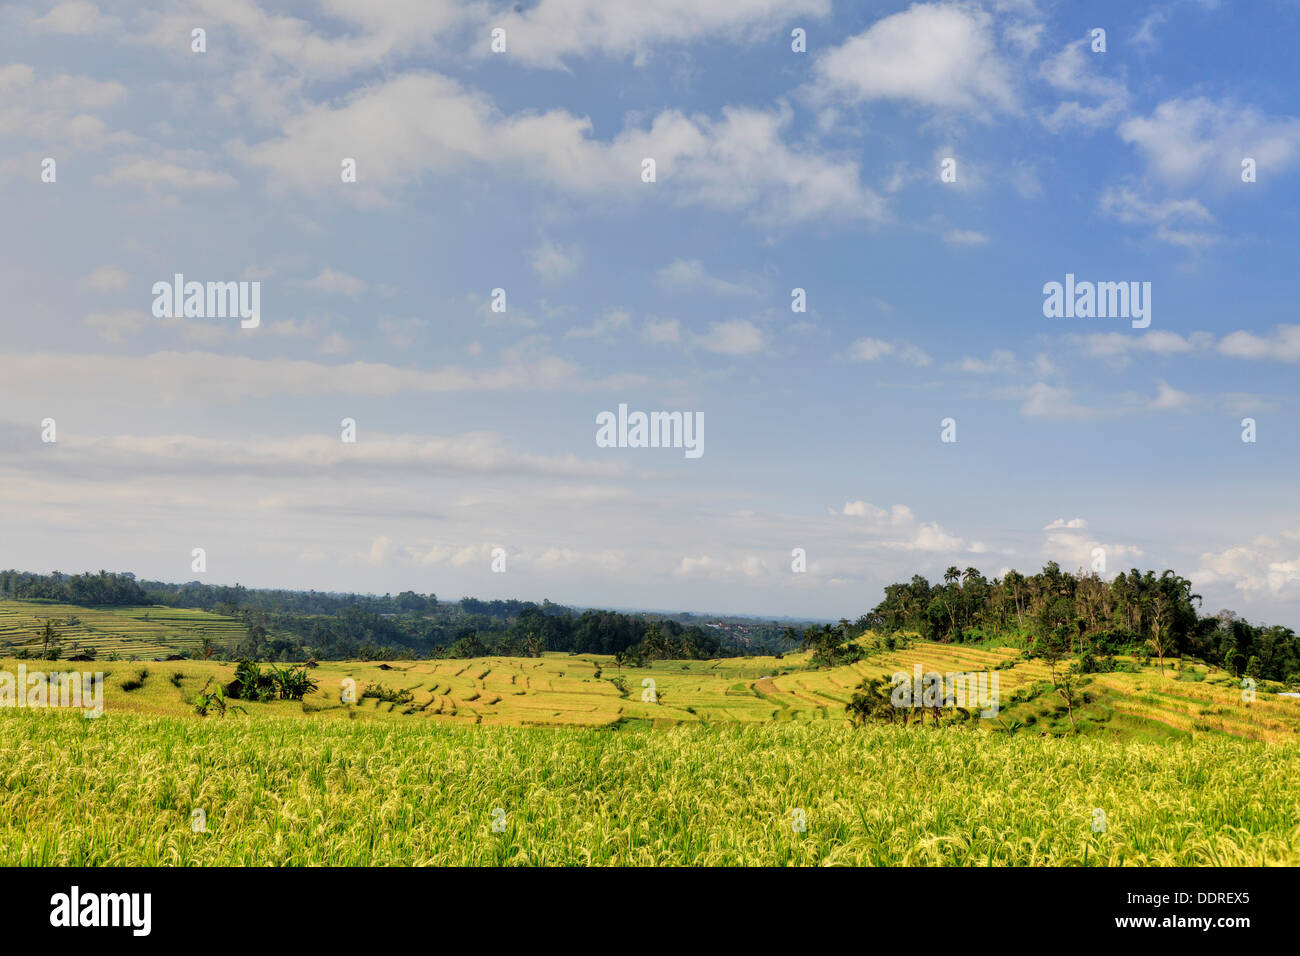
360 683 414 705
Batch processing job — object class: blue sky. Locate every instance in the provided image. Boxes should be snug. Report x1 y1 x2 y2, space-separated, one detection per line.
1 0 1299 625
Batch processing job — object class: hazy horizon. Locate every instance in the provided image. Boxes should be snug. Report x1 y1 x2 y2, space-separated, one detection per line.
3 0 1299 627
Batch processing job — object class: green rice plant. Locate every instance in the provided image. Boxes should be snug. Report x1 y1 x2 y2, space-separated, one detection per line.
1 713 1297 866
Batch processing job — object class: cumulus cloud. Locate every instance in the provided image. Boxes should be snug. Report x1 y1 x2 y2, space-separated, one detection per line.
812 2 1018 117
836 500 985 554
694 318 766 355
0 64 128 151
485 0 830 68
1217 325 1300 362
31 1 118 34
1195 534 1300 597
235 74 883 222
846 337 932 366
1119 97 1300 188
1041 519 1142 573
1039 37 1129 130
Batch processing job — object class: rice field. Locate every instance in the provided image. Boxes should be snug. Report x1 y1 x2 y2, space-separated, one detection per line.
2 711 1296 865
0 600 244 658
3 642 1296 741
3 625 1297 866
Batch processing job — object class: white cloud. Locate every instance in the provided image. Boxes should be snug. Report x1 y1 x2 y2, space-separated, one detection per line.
1039 38 1129 131
566 309 631 341
1217 325 1300 362
942 228 990 246
0 350 653 403
643 318 681 345
531 238 583 281
303 268 368 296
1196 534 1300 597
1130 7 1170 49
31 1 118 34
83 266 129 292
0 428 626 480
315 332 350 356
485 0 831 68
1099 186 1216 246
0 65 128 151
367 536 395 565
96 157 237 190
1119 97 1300 187
84 309 147 344
378 317 427 349
836 500 983 554
1013 383 1098 420
1042 520 1142 572
1071 330 1212 365
236 74 883 222
695 318 766 356
1044 518 1087 531
656 259 755 297
955 349 1017 373
812 3 1018 117
136 0 466 80
846 337 932 366
1150 381 1194 410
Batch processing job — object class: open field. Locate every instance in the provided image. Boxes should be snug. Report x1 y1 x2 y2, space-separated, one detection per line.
0 600 245 658
2 712 1297 865
5 642 1294 740
1 644 1297 865
2 642 1300 738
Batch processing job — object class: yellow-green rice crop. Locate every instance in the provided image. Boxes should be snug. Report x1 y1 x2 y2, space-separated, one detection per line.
2 710 1296 866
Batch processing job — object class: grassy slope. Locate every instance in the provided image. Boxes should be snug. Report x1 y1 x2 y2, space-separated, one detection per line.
3 632 1298 865
2 643 1296 741
0 599 244 657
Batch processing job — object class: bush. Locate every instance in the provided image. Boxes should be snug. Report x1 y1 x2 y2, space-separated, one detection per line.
360 683 413 705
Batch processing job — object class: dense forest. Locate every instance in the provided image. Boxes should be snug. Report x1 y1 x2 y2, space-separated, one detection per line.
0 570 790 662
838 563 1297 682
3 565 1297 680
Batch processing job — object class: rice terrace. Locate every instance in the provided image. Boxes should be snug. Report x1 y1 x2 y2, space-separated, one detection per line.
1 567 1297 867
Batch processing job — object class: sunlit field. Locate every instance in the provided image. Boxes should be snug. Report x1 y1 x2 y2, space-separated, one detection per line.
0 600 243 658
2 712 1297 866
2 641 1298 865
4 642 1295 738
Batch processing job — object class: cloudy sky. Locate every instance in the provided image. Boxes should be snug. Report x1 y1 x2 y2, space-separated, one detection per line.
1 0 1299 624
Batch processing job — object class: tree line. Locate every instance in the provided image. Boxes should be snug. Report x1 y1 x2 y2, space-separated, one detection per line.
853 562 1298 682
1 570 731 662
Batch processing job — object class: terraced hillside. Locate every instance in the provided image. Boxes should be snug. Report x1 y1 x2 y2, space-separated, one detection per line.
8 643 1294 741
0 600 245 658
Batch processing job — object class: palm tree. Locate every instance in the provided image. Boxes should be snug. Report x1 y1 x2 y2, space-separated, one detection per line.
40 619 58 660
